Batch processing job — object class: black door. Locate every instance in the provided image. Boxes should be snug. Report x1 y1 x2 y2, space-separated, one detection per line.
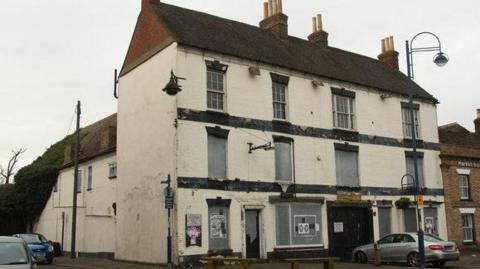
328 206 373 261
245 210 260 258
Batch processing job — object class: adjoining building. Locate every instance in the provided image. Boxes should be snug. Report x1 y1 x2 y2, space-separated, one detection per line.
36 0 447 266
35 114 117 258
439 110 480 251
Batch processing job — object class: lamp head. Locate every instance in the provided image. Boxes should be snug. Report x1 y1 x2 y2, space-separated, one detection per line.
162 70 183 96
433 52 449 67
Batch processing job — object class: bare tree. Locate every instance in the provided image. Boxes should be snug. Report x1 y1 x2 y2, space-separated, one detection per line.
0 148 27 184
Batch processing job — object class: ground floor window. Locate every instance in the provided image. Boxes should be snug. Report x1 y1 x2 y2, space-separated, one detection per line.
404 208 417 233
276 204 322 246
462 214 474 243
378 207 392 238
424 207 438 235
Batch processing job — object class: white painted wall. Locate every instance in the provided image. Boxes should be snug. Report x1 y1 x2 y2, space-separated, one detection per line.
116 43 178 264
34 153 117 254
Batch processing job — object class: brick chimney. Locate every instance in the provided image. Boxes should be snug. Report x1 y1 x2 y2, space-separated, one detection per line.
308 14 329 47
377 36 399 70
142 0 158 10
259 0 288 38
475 109 480 134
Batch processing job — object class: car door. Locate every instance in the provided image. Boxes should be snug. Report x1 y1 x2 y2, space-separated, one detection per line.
390 234 417 262
376 234 396 261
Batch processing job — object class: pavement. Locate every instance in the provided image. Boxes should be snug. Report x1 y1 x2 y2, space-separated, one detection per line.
39 255 480 269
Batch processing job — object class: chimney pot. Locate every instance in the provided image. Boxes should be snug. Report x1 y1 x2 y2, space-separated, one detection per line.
260 1 288 38
475 109 480 134
308 14 328 47
378 36 399 70
263 2 269 19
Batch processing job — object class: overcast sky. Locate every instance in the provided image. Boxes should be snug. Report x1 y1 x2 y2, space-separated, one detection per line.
1 0 479 168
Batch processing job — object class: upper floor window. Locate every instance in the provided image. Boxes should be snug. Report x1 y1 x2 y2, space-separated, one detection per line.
75 169 82 193
332 88 356 130
271 73 290 120
274 137 293 182
401 102 421 139
206 127 229 179
87 166 93 191
334 143 359 187
405 151 424 188
206 60 228 111
459 174 471 200
109 163 117 179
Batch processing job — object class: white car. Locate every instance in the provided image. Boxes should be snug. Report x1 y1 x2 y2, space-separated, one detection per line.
0 236 36 269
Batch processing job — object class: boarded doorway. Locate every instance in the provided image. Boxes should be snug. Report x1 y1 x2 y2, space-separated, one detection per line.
328 205 374 261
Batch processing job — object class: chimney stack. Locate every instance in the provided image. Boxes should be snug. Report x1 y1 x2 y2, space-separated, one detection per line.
142 0 159 10
377 36 399 70
259 0 288 38
475 109 480 134
308 14 329 47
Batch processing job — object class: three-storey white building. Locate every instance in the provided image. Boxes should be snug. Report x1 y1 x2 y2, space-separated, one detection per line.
36 0 446 266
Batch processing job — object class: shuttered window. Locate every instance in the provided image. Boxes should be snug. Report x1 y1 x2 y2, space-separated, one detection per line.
405 155 424 188
208 135 227 179
404 208 417 233
276 204 322 246
274 140 293 181
378 207 392 238
335 149 359 187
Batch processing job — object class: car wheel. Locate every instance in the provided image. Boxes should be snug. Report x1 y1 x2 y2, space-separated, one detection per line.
47 259 53 265
356 251 368 264
432 261 446 268
407 252 420 267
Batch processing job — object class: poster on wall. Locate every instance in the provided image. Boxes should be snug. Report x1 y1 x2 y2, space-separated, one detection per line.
210 214 227 239
186 214 202 247
425 217 438 235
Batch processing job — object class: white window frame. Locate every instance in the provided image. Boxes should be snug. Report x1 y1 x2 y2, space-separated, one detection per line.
272 82 288 120
459 174 470 200
462 213 474 243
332 94 356 130
207 69 226 112
402 107 421 139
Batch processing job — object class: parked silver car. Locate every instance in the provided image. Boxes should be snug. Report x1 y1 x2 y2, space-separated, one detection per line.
0 236 37 269
352 233 460 268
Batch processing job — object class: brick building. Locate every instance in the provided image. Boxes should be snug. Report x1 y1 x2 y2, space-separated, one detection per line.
439 110 480 250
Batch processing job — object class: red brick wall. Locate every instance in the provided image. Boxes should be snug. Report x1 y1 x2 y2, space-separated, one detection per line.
442 162 480 249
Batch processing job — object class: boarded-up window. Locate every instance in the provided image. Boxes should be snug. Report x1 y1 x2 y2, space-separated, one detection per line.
335 149 359 187
405 155 424 188
276 204 322 246
404 208 417 233
274 141 293 181
208 206 229 250
424 207 438 235
75 170 82 193
87 166 93 191
208 135 227 179
378 207 392 237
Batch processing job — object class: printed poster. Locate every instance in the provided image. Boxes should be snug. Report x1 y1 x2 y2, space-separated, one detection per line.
210 214 227 239
186 214 202 247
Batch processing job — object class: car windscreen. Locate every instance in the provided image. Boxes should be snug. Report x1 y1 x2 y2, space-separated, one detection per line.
18 234 45 244
0 242 29 265
424 234 444 242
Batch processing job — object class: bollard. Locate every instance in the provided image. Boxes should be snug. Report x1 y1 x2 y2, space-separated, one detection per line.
374 243 382 266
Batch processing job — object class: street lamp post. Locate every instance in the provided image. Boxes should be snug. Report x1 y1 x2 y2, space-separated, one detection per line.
405 32 448 269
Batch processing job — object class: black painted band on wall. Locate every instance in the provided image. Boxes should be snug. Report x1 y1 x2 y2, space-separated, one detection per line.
177 177 444 196
206 126 230 138
177 108 440 151
334 143 359 152
270 72 290 85
401 101 420 110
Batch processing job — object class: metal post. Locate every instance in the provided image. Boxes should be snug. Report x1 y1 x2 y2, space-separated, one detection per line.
70 101 81 259
405 41 425 269
162 174 173 269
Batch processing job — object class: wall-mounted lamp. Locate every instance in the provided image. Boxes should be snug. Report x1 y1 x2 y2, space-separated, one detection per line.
248 66 261 76
162 70 186 96
248 142 275 154
380 94 393 100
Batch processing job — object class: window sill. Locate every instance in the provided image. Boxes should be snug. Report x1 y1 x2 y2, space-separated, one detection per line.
272 119 291 125
274 244 325 250
332 127 358 134
87 188 92 192
460 198 472 202
109 176 117 180
206 109 229 117
462 241 476 246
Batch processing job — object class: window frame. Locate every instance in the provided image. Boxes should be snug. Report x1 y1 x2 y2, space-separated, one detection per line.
405 151 425 189
272 81 289 120
332 89 356 131
75 169 82 193
108 163 117 179
459 174 471 201
462 213 475 243
334 143 360 187
87 166 93 191
401 102 421 139
206 60 228 112
274 203 323 248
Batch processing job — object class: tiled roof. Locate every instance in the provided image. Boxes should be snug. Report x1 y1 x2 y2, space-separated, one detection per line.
124 2 438 103
439 123 480 159
63 113 117 167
